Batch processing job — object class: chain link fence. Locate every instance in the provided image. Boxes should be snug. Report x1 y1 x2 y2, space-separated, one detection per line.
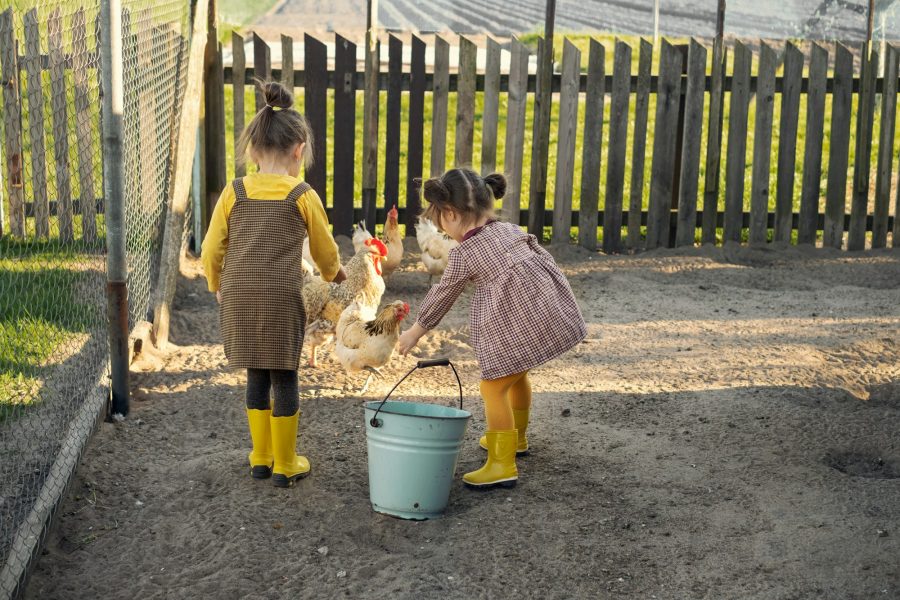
0 1 190 597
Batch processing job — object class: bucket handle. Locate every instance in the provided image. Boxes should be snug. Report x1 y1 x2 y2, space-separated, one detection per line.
369 358 463 428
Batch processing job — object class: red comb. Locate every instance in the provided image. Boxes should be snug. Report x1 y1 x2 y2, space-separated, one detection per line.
365 237 388 256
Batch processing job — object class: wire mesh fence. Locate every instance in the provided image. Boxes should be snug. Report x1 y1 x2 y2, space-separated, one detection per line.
0 1 189 596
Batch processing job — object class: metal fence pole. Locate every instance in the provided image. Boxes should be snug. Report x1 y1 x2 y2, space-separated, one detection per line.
100 0 130 418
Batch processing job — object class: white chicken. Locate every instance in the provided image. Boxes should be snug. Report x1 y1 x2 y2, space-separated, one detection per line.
415 217 458 284
352 221 374 255
380 205 403 280
335 300 410 394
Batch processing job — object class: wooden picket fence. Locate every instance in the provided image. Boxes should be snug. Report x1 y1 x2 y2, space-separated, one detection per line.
202 33 900 252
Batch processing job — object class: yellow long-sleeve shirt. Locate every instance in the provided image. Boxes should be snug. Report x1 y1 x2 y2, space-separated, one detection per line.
201 173 341 292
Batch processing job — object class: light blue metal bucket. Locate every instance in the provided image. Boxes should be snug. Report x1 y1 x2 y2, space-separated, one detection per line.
365 359 471 520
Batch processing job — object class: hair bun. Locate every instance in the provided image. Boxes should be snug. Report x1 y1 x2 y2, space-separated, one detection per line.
262 80 294 110
483 173 507 200
423 177 450 203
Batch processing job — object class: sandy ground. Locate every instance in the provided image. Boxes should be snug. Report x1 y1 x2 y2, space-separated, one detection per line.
24 239 900 599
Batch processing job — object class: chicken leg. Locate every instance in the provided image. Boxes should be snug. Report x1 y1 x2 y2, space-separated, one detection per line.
359 366 383 395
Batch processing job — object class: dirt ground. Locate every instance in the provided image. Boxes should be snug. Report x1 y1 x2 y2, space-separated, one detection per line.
25 239 900 599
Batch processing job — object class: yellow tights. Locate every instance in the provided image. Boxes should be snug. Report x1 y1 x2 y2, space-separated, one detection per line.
480 371 531 430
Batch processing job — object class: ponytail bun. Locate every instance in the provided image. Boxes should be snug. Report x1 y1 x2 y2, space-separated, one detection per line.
483 173 507 200
262 80 294 110
423 177 451 204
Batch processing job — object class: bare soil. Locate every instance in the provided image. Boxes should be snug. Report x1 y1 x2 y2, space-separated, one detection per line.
26 240 900 599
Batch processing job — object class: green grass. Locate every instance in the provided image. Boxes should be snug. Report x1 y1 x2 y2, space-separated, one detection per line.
0 240 104 420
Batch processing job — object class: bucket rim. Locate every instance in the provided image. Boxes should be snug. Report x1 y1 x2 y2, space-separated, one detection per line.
364 400 471 420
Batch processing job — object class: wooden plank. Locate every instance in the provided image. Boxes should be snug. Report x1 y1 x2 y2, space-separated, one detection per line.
384 35 402 209
774 42 803 243
674 39 707 247
646 40 684 249
205 37 227 220
431 36 449 177
502 39 529 224
627 39 652 249
304 34 327 202
71 8 97 243
749 42 777 246
552 40 580 245
578 38 605 251
873 44 898 248
799 43 828 244
823 43 853 248
669 44 689 247
455 36 476 168
1 8 25 237
280 34 293 91
723 40 751 244
702 39 726 244
528 36 552 237
333 34 356 237
232 32 246 177
405 35 425 236
252 32 271 112
362 31 379 231
481 37 501 174
23 9 49 239
604 40 631 251
48 8 74 242
848 46 878 251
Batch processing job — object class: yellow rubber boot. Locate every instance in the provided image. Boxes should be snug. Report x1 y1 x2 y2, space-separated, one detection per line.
464 430 518 488
270 411 311 488
480 408 530 454
246 409 274 479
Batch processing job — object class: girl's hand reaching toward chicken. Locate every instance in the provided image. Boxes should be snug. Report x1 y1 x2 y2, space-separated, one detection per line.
398 322 427 355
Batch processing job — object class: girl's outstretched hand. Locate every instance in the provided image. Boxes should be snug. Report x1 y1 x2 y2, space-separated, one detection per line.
398 323 427 356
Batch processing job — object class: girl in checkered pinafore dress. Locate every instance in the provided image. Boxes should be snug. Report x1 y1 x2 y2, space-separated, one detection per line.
398 168 587 489
201 82 346 489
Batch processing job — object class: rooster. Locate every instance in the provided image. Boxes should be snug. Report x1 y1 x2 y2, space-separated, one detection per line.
352 221 373 255
381 205 403 279
302 238 388 367
335 300 410 394
415 217 458 284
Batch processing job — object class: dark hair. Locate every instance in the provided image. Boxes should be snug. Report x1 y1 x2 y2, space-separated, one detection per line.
421 168 506 226
236 80 314 168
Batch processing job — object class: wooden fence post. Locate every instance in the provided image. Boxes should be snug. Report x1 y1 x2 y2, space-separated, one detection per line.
455 36 476 168
384 35 402 208
528 35 553 238
405 35 425 236
481 37 501 175
824 44 852 248
646 40 683 249
674 39 707 247
774 42 803 243
701 39 725 245
579 38 604 251
333 34 357 237
48 8 74 243
24 8 49 239
204 0 226 234
799 43 827 245
232 32 246 177
72 8 98 243
362 4 379 232
628 39 652 249
502 39 529 225
304 34 327 202
280 34 293 91
253 33 271 111
1 8 25 238
873 44 898 248
552 39 579 245
431 36 449 178
724 41 751 244
749 42 776 246
605 40 631 252
848 46 878 251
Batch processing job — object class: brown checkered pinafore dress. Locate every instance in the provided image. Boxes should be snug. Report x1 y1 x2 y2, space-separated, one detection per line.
219 179 309 370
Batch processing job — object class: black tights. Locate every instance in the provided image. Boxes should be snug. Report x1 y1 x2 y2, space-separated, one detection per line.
245 369 299 417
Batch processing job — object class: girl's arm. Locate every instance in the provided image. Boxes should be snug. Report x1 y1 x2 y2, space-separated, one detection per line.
399 249 470 354
299 189 342 282
200 185 234 293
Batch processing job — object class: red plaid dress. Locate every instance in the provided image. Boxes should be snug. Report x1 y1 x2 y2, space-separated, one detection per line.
417 221 587 380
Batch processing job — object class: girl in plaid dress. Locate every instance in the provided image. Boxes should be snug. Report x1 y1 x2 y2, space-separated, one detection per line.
398 168 587 488
202 82 346 488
